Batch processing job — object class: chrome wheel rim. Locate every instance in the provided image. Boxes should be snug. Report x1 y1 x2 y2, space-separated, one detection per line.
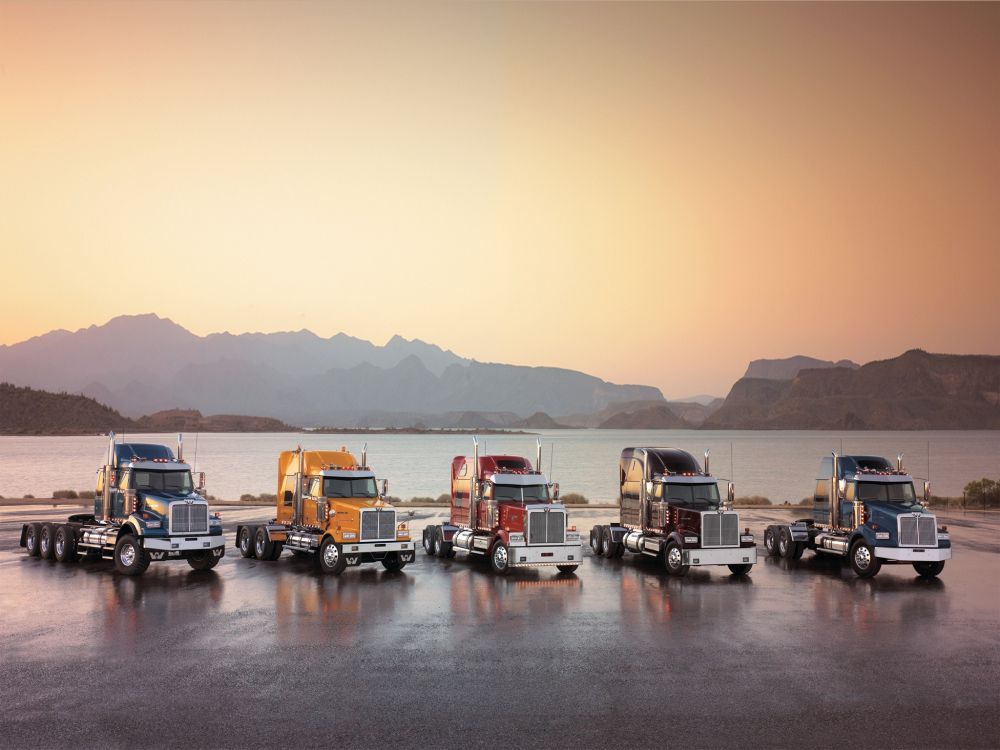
493 545 508 568
255 537 264 556
120 543 136 568
240 531 249 551
55 535 64 556
323 543 339 567
854 545 871 570
27 529 35 547
667 547 682 568
40 534 49 554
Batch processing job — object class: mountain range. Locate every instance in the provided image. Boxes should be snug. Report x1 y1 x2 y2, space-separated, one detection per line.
0 314 663 426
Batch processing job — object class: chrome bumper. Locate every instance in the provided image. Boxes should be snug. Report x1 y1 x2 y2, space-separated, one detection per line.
506 542 583 567
875 546 951 562
683 546 757 566
341 540 414 554
143 535 226 552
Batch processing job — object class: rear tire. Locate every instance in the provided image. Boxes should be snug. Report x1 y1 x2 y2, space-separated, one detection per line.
54 525 78 563
556 564 578 574
114 535 150 576
24 523 41 557
268 542 283 561
424 527 439 556
238 526 255 558
254 527 276 561
913 560 945 578
849 539 881 578
594 526 608 557
764 528 779 556
490 541 510 575
589 526 600 553
728 563 752 576
601 526 617 559
317 537 347 575
664 541 689 577
39 523 55 560
381 553 406 572
187 551 220 571
778 528 797 559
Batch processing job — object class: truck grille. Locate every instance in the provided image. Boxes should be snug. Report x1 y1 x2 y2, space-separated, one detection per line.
899 515 937 547
527 510 565 545
170 503 209 534
361 510 396 541
702 511 739 547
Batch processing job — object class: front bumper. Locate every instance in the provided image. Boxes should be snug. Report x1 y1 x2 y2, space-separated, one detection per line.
341 540 414 555
143 535 226 552
506 542 583 567
683 546 757 566
875 546 952 562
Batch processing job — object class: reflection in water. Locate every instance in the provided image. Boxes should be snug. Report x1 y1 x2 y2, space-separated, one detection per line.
446 565 583 624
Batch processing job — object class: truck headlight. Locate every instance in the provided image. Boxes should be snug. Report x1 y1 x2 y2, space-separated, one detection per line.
740 535 754 543
343 532 357 540
684 536 698 544
937 533 949 541
145 520 162 529
566 531 580 542
875 531 890 540
508 533 525 544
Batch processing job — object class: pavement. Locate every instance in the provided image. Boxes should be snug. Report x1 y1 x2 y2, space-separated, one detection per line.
0 504 998 749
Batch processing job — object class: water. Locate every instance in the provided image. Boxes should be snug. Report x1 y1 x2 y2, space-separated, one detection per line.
1 430 998 503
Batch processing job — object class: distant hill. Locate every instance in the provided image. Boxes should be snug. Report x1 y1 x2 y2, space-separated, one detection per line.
598 403 687 429
0 314 663 425
0 383 136 434
706 350 1000 429
561 398 722 428
135 409 295 433
744 355 859 380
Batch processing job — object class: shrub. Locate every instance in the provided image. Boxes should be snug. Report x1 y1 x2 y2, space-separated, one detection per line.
798 497 813 506
52 489 78 499
559 493 588 504
239 493 277 503
78 490 95 500
734 495 770 506
964 478 1000 508
24 494 34 499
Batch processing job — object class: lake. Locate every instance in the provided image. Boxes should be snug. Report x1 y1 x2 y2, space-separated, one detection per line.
2 430 998 503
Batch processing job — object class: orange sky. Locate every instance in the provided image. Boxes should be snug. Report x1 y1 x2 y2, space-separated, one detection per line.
1 1 997 398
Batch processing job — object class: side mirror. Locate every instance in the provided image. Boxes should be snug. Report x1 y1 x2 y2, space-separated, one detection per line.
923 480 931 504
644 480 654 497
381 479 389 497
552 482 560 501
283 490 293 505
727 482 735 506
838 479 847 499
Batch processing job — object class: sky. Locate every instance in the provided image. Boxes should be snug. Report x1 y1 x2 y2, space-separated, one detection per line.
1 2 997 398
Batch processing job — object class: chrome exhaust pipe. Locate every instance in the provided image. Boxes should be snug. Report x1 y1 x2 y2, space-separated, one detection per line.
830 452 840 529
102 432 115 522
536 439 543 473
362 442 368 470
294 445 304 526
470 437 479 530
177 433 184 462
704 448 711 476
897 453 904 472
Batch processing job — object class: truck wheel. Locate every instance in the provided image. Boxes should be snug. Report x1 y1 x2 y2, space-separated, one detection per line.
849 539 881 578
24 523 41 557
556 564 578 574
114 535 150 576
601 526 617 559
39 523 56 559
764 528 779 556
317 537 347 575
268 542 283 561
238 527 255 558
254 527 276 561
792 542 805 560
381 553 406 572
54 525 78 563
594 526 607 557
490 542 510 575
187 551 220 571
589 526 600 553
424 527 439 556
728 563 752 576
778 528 797 559
664 541 689 576
913 561 945 578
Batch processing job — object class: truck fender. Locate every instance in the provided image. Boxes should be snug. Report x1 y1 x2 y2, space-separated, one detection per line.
18 524 27 548
123 518 143 539
494 529 510 547
665 531 686 549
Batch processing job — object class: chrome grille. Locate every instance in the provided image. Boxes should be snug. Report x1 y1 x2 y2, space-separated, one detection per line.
702 511 739 547
170 503 208 534
899 515 937 547
361 510 396 541
528 510 565 544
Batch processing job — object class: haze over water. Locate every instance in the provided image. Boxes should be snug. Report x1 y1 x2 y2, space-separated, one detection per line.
2 430 997 503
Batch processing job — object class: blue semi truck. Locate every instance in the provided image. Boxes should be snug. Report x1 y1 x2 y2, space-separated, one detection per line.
763 453 951 578
19 433 225 575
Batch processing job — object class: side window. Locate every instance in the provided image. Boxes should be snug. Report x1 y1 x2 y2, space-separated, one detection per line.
308 477 321 497
282 476 296 505
845 482 855 501
814 480 829 500
118 470 131 491
626 460 644 483
457 461 468 479
96 468 105 493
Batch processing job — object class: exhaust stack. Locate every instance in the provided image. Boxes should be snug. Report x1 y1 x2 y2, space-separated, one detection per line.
102 432 115 522
470 437 480 529
177 433 184 462
362 442 368 470
830 452 840 529
704 448 711 476
897 453 904 472
536 439 543 474
294 446 304 526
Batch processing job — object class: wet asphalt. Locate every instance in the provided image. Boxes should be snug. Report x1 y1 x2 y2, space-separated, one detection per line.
0 505 998 750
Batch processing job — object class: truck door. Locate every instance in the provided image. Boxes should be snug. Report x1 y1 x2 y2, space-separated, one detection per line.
277 474 296 525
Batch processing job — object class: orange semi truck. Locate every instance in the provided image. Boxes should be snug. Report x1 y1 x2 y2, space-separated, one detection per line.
234 446 414 574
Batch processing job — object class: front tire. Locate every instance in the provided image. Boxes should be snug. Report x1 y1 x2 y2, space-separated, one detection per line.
39 523 55 560
54 525 79 563
317 537 347 575
188 551 220 571
114 535 150 576
850 539 881 578
238 526 255 558
913 560 945 578
664 541 689 577
728 563 752 576
490 542 510 575
24 523 41 557
381 553 406 572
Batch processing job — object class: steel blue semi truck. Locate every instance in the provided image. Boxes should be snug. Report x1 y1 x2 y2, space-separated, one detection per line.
763 453 951 578
19 433 224 575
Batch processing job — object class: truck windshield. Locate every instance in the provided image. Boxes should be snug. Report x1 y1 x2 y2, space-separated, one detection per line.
323 477 378 498
663 482 721 508
493 484 550 502
857 482 916 503
134 470 192 493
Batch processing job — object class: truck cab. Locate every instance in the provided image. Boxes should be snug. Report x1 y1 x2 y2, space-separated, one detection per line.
235 446 414 575
764 454 951 578
423 440 583 575
593 448 756 576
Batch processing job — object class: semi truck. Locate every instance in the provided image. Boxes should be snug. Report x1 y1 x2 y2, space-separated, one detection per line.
422 439 582 575
590 448 757 576
19 433 224 575
762 453 951 578
235 445 414 574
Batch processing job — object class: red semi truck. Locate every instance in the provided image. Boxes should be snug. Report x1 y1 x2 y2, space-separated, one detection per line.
422 439 583 575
